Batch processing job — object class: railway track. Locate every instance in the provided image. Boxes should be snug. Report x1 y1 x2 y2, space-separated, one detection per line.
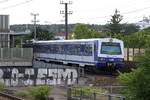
0 92 22 100
83 74 119 86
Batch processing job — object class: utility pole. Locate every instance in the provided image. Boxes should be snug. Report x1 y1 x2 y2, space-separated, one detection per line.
60 1 72 40
31 13 39 40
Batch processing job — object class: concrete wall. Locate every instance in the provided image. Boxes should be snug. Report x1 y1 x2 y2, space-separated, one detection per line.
0 67 78 86
0 15 9 32
0 48 33 66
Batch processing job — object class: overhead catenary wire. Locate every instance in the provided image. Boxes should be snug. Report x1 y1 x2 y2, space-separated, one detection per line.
51 5 150 25
0 0 149 24
0 0 9 3
70 5 150 21
0 0 33 11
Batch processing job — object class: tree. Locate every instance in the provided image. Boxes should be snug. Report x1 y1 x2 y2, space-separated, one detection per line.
121 24 140 35
25 26 55 40
118 49 150 100
107 9 123 35
73 24 103 39
74 24 90 39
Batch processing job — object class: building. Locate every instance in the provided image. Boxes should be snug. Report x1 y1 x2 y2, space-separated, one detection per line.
0 15 10 48
55 32 66 40
135 17 150 30
0 15 30 48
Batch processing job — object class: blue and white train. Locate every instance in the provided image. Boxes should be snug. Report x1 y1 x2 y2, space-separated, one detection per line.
33 38 124 70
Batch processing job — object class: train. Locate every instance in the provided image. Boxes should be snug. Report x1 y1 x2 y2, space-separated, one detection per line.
33 38 124 70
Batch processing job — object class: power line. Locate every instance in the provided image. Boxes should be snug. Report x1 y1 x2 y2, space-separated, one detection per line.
0 0 9 3
122 6 150 15
71 5 150 22
0 0 33 11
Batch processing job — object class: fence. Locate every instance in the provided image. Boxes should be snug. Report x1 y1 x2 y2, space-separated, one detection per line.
0 48 33 61
124 48 145 61
67 86 125 100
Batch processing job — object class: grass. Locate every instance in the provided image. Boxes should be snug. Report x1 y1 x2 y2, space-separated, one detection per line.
71 86 108 97
15 85 52 100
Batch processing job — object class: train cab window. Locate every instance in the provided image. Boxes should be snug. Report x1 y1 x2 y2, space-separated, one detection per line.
101 42 121 55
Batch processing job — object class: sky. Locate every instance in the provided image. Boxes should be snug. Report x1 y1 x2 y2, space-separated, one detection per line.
0 0 150 25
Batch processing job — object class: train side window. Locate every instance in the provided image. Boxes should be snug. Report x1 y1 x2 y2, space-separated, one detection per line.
44 44 49 53
74 44 80 55
74 44 77 55
70 44 74 55
65 44 72 55
58 44 62 54
57 44 63 54
48 45 51 53
37 45 40 52
76 44 81 55
55 45 58 54
81 44 86 56
85 44 92 56
55 45 59 54
51 44 55 53
61 44 65 54
40 44 43 53
64 44 68 54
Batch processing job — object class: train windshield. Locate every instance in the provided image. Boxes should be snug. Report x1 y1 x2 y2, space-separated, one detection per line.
101 42 121 55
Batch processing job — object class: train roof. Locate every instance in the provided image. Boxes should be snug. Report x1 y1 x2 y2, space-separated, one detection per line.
33 38 123 44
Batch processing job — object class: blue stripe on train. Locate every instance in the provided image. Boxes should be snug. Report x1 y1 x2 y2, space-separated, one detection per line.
36 57 124 69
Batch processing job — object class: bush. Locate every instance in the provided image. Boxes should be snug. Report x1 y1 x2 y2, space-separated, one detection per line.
71 86 107 97
15 91 29 98
0 82 5 91
15 85 52 100
28 85 51 100
118 49 150 100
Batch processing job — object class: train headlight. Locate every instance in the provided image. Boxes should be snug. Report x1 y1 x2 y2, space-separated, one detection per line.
99 57 105 61
118 58 124 62
109 58 114 61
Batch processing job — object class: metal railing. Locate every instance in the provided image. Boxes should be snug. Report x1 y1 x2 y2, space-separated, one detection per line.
67 86 125 100
124 48 145 61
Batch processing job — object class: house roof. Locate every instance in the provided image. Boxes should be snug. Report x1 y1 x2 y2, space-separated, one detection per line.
56 32 66 36
0 30 31 35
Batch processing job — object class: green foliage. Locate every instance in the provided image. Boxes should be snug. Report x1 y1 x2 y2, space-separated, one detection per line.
15 91 29 98
73 24 103 39
0 82 5 91
73 24 90 39
112 27 150 48
118 49 150 100
125 30 150 48
121 24 140 35
25 26 55 40
71 86 107 97
107 9 123 35
15 85 52 100
28 85 51 100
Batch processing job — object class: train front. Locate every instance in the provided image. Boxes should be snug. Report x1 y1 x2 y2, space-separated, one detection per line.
97 38 124 70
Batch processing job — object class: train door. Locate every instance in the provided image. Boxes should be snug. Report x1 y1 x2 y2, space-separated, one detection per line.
81 41 94 66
